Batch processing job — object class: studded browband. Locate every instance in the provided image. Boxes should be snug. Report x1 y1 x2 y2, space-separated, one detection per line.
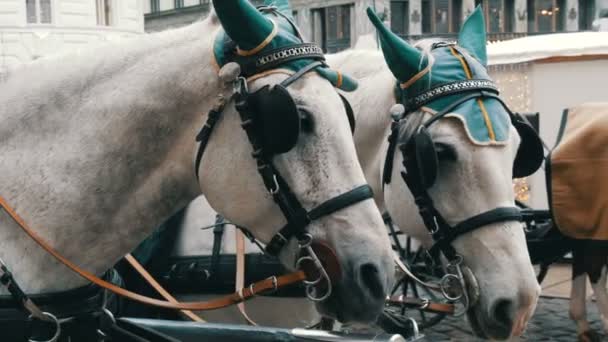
230 43 326 78
403 79 498 113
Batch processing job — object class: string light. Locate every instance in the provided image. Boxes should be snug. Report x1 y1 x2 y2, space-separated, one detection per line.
513 177 530 202
489 63 532 202
488 62 531 112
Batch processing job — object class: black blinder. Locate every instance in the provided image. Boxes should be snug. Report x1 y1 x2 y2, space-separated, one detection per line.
413 127 439 188
249 84 301 155
401 126 439 189
339 94 356 133
512 114 544 178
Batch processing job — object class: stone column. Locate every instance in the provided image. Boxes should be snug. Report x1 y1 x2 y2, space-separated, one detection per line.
514 0 528 32
565 0 579 31
409 0 422 35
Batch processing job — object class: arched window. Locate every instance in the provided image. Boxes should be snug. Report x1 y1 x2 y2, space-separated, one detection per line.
421 0 462 34
26 0 52 24
476 0 515 33
527 0 566 32
391 0 410 36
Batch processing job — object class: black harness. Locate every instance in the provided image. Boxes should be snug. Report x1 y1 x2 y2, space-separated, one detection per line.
382 46 543 261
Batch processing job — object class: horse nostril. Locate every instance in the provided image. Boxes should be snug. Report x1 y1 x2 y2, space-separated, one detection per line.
491 298 515 329
359 263 385 300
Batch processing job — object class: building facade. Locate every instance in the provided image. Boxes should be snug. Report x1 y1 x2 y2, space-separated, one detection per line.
143 0 604 51
0 0 144 79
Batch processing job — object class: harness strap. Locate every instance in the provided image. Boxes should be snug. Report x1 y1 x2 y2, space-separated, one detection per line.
235 230 257 326
279 60 323 88
265 184 374 256
428 207 523 257
0 258 50 323
0 195 306 311
124 254 203 322
194 100 227 181
386 296 455 315
210 214 226 277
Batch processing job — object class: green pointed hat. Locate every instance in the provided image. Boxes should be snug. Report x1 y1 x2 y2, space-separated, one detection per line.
458 6 488 66
213 0 358 91
212 0 274 51
367 5 510 145
366 8 427 82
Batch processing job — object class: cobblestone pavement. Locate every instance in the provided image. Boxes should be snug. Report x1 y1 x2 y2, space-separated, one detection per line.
419 296 605 341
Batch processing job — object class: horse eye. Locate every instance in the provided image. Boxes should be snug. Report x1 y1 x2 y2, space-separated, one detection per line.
435 142 457 161
299 108 314 133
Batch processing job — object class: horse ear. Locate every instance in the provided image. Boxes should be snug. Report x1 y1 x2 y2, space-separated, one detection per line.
212 0 275 51
265 0 293 19
366 7 425 82
458 5 488 66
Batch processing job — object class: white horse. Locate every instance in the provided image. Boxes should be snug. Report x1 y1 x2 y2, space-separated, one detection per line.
0 0 394 333
328 7 541 340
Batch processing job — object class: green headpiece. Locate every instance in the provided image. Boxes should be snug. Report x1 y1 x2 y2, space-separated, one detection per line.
212 0 357 91
367 6 510 144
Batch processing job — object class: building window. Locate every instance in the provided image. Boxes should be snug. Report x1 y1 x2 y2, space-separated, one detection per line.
312 5 352 53
26 0 52 24
528 0 566 32
476 0 514 32
174 0 184 8
150 0 160 13
421 0 462 33
96 0 113 26
579 0 596 30
391 0 410 36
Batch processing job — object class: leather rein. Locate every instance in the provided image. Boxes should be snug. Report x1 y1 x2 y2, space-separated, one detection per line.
0 194 306 313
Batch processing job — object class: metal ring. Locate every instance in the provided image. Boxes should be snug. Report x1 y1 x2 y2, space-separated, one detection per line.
269 276 278 292
447 254 463 268
298 233 313 249
269 175 280 195
419 298 430 310
295 256 324 286
249 283 256 296
406 317 421 338
440 274 464 301
28 312 61 342
101 307 116 325
305 282 332 302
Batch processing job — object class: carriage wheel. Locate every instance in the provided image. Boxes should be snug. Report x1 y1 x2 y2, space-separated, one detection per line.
380 236 449 335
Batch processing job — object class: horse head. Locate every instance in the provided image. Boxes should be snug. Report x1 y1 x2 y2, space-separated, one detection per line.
367 6 543 339
201 0 394 322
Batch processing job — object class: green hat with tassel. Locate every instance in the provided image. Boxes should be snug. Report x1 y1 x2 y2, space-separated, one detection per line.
212 0 358 91
367 6 511 145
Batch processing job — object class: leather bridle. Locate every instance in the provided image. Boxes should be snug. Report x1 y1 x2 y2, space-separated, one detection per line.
194 34 375 301
385 89 523 261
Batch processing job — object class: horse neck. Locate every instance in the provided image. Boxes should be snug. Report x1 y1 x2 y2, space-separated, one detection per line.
0 18 224 294
327 50 396 211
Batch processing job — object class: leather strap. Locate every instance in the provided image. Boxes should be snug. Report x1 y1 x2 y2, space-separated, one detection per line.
386 296 455 315
210 214 226 277
124 254 203 322
235 230 257 325
0 195 306 311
